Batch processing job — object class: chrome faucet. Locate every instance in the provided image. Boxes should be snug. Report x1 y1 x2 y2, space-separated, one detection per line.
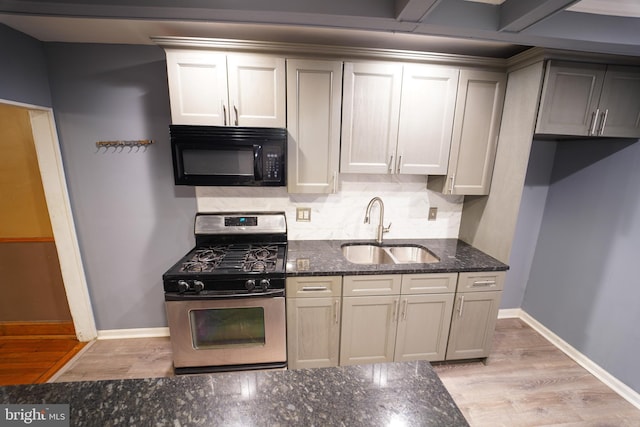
364 197 391 244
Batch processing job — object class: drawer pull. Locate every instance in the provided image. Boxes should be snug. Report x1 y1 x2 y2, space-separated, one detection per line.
301 286 329 292
472 280 496 287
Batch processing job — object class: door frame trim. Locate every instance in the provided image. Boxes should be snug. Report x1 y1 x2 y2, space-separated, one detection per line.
2 99 97 341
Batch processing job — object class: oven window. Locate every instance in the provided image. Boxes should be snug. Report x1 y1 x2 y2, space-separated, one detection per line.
182 148 254 176
189 307 266 349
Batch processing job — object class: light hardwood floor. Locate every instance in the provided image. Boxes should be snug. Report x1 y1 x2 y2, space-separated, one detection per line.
52 319 640 426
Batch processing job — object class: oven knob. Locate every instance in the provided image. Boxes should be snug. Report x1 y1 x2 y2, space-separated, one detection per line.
245 279 256 290
260 279 270 290
193 280 204 293
178 280 190 293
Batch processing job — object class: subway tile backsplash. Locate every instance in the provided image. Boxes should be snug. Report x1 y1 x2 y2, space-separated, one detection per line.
197 174 463 240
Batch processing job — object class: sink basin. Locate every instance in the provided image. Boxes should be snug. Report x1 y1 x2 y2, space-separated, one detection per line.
341 244 395 265
341 244 439 265
387 245 440 264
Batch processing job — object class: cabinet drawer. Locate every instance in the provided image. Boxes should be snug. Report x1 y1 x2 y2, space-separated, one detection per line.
400 273 458 294
457 271 505 292
343 275 402 297
286 276 342 298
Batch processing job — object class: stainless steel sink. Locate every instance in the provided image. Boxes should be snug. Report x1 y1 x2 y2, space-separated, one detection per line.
341 244 439 265
387 245 440 263
341 244 395 264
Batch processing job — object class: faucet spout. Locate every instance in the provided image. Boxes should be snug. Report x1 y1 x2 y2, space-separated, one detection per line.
364 197 391 244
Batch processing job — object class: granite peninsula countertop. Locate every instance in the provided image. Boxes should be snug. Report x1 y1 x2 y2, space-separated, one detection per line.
1 361 468 426
287 238 508 276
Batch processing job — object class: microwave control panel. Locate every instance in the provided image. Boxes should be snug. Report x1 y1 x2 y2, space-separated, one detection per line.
263 146 283 182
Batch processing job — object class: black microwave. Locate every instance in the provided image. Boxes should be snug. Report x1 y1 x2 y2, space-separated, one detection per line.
170 125 287 186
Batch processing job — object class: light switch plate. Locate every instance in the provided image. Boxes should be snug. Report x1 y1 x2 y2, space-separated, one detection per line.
296 207 311 222
428 207 438 221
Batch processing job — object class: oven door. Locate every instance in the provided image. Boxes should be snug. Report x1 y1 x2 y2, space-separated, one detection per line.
165 296 286 372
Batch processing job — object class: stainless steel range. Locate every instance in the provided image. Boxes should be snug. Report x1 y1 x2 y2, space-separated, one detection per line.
163 212 287 374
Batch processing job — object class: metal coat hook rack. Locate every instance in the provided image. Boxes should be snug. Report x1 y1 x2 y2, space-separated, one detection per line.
96 139 153 152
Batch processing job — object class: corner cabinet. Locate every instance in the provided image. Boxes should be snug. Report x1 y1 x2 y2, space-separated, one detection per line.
445 271 505 360
535 61 640 138
339 273 456 366
340 62 459 175
165 49 286 127
428 69 507 195
286 59 342 194
286 276 342 370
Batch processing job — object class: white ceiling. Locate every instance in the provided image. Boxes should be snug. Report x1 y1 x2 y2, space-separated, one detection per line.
0 0 639 58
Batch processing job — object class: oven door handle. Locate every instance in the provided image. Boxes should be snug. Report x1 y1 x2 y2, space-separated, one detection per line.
165 289 285 301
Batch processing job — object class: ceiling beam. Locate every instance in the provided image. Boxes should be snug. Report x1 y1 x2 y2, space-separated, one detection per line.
395 0 441 22
499 0 580 32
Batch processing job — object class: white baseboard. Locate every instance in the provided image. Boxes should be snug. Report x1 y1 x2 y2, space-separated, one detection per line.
97 327 170 340
498 308 640 410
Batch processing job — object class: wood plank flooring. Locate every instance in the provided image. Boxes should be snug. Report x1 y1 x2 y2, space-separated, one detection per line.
0 321 85 386
45 319 640 425
432 318 640 426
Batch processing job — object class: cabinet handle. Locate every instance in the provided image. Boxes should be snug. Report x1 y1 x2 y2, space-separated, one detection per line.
471 280 496 288
598 109 609 136
392 299 398 321
334 300 340 324
449 174 456 194
396 155 402 174
233 105 239 126
401 299 408 321
458 295 465 317
222 103 228 126
388 155 394 173
589 108 600 136
301 286 328 292
332 171 338 194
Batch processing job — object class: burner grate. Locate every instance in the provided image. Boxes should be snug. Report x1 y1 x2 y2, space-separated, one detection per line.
243 245 278 272
179 246 228 272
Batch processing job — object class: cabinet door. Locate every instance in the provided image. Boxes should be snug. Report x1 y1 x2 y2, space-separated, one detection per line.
394 294 454 362
446 290 501 360
340 296 398 366
535 61 606 136
226 55 286 127
286 297 341 369
340 62 402 173
165 49 228 125
448 70 506 195
396 65 459 175
597 67 640 138
287 59 342 193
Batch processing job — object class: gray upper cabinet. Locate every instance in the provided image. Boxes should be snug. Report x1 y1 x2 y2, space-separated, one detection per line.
286 59 342 194
536 61 640 138
428 69 506 196
165 49 286 127
340 62 459 175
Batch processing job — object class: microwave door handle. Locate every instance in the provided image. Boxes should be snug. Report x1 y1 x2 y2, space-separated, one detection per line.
253 144 263 181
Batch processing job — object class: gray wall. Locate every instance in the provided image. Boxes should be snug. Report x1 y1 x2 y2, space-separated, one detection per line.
44 43 196 330
522 138 640 392
0 24 51 107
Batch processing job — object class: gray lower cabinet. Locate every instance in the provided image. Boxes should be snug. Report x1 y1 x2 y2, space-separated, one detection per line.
286 271 505 368
339 273 456 366
286 276 342 369
445 271 505 360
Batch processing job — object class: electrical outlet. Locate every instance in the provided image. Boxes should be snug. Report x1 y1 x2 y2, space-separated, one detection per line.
296 207 311 222
428 207 438 221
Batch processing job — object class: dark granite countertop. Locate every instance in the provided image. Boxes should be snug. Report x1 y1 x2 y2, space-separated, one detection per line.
1 361 468 426
287 238 508 276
